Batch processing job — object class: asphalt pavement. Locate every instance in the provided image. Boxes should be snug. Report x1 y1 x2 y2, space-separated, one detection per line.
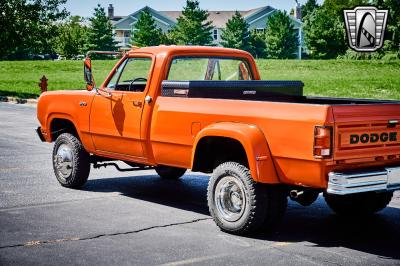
1 102 400 265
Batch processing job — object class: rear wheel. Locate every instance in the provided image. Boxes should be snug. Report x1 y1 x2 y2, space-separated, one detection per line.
52 133 90 188
207 162 287 235
155 165 186 179
324 191 393 216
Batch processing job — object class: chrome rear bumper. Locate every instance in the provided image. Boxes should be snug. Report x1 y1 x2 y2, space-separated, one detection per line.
327 166 400 195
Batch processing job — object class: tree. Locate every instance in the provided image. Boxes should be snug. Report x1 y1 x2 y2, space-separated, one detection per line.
85 4 117 52
131 8 163 47
161 30 179 45
323 0 368 16
303 0 398 58
170 0 213 45
301 0 319 19
303 6 347 58
0 0 69 59
265 11 298 59
220 11 252 52
372 0 400 53
249 32 267 58
55 16 87 59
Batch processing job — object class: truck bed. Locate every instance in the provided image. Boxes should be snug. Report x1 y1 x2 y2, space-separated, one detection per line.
160 80 400 173
161 80 399 105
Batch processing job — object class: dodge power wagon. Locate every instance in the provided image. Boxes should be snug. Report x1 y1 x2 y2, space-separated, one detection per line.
37 46 400 235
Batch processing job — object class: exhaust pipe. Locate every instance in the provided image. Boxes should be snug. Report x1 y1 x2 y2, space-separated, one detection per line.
290 190 304 199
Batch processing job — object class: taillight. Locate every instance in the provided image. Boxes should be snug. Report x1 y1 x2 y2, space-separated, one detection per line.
314 126 333 158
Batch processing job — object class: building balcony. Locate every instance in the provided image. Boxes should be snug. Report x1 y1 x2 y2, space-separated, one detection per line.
115 37 131 47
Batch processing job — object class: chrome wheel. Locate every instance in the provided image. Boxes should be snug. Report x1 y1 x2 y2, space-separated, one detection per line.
54 143 73 180
214 175 246 222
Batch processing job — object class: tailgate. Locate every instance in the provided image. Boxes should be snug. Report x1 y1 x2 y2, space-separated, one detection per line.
332 104 400 161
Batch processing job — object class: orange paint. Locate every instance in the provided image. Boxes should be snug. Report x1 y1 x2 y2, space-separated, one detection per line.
37 46 400 189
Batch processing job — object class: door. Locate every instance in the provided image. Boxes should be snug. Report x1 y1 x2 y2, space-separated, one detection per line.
89 56 153 159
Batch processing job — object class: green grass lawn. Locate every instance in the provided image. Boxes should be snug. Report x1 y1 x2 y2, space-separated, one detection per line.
0 60 117 98
0 59 399 99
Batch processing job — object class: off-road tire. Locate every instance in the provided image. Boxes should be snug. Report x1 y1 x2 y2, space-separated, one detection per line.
324 191 393 216
155 165 186 179
207 162 287 235
52 133 90 188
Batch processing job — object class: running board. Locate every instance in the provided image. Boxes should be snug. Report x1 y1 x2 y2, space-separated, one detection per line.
93 162 154 172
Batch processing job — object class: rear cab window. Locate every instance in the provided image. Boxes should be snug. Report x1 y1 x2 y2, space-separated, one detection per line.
167 56 253 81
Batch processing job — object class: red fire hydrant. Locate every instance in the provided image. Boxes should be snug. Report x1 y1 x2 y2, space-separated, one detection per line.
39 75 48 94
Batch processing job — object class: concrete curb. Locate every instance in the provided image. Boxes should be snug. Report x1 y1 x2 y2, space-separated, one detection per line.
0 96 38 105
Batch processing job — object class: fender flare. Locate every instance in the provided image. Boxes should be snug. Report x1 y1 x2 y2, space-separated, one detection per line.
46 113 80 142
191 122 279 183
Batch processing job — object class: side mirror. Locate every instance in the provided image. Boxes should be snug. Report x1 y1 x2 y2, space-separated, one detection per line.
84 57 96 91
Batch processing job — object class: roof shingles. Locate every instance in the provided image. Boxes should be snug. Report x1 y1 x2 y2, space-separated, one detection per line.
113 6 269 29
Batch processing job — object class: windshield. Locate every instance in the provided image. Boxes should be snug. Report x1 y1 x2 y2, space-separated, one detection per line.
167 56 253 81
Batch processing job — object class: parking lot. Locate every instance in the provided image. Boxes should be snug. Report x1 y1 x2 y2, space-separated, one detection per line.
1 102 400 265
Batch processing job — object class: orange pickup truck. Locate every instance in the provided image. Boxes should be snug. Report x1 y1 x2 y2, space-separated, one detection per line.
37 46 400 235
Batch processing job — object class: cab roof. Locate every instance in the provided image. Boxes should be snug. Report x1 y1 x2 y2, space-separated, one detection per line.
127 45 252 57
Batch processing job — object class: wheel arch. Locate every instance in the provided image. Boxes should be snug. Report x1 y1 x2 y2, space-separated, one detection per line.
47 113 80 142
191 122 279 183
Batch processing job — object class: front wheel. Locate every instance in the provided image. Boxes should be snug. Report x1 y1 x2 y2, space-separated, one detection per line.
207 162 287 235
52 133 90 188
324 191 393 216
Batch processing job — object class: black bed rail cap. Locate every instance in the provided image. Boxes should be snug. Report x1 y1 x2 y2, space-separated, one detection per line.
162 80 304 89
161 80 304 99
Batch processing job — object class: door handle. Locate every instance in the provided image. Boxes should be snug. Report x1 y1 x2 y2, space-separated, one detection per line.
132 101 142 107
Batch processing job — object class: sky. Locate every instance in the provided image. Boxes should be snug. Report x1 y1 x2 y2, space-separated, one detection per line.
64 0 318 18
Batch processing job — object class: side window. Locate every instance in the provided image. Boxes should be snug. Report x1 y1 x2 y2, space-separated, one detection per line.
107 60 127 89
106 57 152 92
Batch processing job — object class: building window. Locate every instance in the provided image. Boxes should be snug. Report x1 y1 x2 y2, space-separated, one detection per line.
255 28 265 34
213 29 218 40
